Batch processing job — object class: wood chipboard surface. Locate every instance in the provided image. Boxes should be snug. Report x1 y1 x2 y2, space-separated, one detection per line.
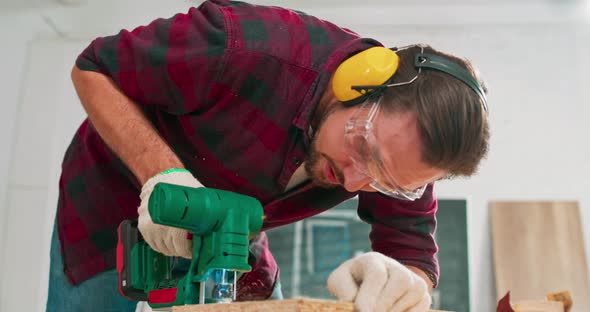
172 299 450 311
490 201 590 311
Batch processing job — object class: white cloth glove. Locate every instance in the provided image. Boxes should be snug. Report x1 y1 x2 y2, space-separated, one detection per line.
138 168 204 259
135 301 152 312
327 252 431 312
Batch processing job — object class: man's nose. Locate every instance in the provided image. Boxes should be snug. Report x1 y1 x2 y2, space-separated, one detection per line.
341 165 372 192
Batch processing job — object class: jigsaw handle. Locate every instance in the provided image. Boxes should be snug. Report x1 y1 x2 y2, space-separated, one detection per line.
148 183 263 236
149 183 264 274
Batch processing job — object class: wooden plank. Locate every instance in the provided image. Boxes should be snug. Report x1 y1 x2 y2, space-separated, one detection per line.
512 300 563 312
172 299 352 312
172 299 452 312
490 201 590 312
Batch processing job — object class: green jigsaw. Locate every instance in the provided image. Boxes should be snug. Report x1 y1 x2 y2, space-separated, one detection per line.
116 183 264 309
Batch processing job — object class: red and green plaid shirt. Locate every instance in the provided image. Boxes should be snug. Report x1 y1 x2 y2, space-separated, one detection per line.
58 0 439 297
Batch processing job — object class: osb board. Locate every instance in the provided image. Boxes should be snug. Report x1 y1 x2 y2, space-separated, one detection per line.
172 299 451 312
490 201 590 311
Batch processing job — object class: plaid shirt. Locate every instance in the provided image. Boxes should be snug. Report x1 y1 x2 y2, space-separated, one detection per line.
58 0 439 298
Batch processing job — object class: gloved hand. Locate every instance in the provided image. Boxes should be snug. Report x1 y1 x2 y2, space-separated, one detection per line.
327 252 431 312
135 301 153 312
138 168 203 259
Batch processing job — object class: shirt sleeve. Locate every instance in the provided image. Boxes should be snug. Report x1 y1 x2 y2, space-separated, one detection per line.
75 1 227 114
357 183 440 287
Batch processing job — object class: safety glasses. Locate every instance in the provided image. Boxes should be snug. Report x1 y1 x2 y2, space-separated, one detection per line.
344 96 427 201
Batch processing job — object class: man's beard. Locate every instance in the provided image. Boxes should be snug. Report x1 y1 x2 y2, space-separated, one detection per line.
304 135 344 189
304 101 345 189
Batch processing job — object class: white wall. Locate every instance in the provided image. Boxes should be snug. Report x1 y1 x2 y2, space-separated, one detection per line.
0 12 49 312
1 0 589 311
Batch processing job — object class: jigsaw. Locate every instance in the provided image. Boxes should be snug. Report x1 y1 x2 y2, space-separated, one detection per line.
116 183 263 309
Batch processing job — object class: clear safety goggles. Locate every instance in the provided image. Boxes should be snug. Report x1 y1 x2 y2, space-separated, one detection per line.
344 95 427 201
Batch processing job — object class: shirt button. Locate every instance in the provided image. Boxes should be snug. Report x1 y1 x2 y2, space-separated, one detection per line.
292 157 301 166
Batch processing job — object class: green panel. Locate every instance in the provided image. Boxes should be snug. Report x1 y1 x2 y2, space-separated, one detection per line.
433 199 470 312
267 198 369 299
267 198 470 312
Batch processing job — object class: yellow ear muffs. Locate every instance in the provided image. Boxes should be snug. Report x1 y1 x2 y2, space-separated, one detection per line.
332 47 400 106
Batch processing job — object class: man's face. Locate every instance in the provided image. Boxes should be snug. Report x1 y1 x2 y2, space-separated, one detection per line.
305 104 446 195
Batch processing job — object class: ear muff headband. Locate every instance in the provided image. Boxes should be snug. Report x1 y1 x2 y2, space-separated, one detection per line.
415 53 488 111
332 47 400 106
332 46 488 111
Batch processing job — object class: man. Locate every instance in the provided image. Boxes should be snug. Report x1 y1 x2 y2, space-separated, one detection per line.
46 0 489 311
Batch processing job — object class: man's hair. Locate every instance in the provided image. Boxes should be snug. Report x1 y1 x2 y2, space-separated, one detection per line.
380 44 490 177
